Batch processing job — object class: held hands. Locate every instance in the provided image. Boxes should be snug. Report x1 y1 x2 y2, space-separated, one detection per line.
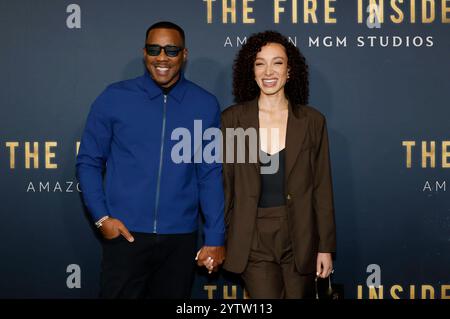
316 252 333 278
195 246 225 274
99 217 134 242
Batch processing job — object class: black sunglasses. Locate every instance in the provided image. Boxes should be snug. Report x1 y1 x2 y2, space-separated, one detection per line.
145 44 184 57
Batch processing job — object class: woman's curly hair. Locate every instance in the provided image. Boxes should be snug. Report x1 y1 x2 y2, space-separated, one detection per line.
232 30 309 105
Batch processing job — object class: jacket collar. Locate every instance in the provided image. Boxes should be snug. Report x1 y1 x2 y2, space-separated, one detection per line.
141 70 188 103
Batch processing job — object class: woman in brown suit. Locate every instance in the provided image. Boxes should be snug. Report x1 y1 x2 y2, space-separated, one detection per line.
221 31 336 299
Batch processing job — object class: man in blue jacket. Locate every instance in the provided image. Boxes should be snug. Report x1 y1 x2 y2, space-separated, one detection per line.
76 21 225 298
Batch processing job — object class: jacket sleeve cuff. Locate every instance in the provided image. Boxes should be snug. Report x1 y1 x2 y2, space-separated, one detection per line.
318 242 336 253
86 201 110 224
204 231 225 246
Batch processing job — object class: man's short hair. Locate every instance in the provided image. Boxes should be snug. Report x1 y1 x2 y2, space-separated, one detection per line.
145 21 185 46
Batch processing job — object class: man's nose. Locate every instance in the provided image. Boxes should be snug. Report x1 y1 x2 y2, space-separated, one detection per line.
156 49 169 60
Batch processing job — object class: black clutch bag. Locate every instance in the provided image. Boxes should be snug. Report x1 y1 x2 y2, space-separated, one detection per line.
315 274 344 299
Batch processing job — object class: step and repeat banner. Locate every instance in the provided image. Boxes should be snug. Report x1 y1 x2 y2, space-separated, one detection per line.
0 0 448 299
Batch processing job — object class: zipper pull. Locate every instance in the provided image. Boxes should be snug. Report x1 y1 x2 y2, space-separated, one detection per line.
164 94 167 103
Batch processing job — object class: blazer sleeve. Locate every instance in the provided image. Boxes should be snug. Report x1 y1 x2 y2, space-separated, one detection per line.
221 112 235 231
312 116 336 253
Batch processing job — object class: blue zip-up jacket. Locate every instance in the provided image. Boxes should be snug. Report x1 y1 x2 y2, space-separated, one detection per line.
76 71 225 246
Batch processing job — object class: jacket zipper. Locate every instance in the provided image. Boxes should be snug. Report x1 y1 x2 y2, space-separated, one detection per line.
154 94 167 233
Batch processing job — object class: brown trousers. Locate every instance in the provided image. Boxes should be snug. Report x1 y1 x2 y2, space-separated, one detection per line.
242 206 315 299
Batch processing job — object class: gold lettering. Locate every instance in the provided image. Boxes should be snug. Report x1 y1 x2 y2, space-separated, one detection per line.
369 286 383 299
442 285 450 299
304 0 318 23
443 0 450 23
422 141 435 168
421 285 435 299
45 142 58 169
25 142 39 169
204 285 217 299
370 0 385 23
357 0 448 24
422 0 435 23
402 141 415 168
391 0 404 23
222 0 237 23
292 0 298 23
243 0 255 23
391 285 403 299
76 141 81 156
6 142 19 169
325 0 337 23
274 0 286 23
358 0 364 23
411 0 416 22
410 285 416 299
358 284 449 299
223 285 237 299
443 141 450 168
204 0 215 23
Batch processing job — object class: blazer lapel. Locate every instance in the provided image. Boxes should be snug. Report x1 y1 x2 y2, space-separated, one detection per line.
236 98 261 197
285 101 308 183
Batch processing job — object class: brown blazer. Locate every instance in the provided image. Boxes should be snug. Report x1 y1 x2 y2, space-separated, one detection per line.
221 98 336 274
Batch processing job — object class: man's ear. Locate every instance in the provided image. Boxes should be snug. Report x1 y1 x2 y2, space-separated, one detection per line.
183 48 188 61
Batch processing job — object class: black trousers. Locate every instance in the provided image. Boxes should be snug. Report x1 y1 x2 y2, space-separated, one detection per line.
99 231 197 299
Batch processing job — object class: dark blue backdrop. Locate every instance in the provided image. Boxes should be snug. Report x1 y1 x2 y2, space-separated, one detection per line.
0 0 448 298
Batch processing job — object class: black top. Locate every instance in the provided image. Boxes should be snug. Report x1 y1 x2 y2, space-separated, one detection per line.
160 76 180 95
258 148 286 208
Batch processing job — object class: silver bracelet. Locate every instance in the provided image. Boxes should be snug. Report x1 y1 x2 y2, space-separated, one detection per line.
95 216 109 228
